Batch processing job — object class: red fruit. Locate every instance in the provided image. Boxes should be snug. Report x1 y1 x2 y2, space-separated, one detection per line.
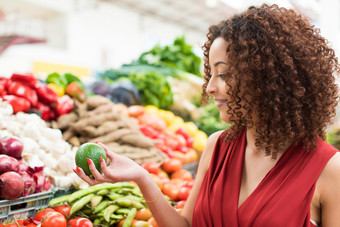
141 161 160 175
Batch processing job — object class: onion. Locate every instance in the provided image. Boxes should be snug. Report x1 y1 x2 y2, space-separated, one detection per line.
17 160 28 173
0 154 19 174
0 171 24 199
20 172 36 196
0 137 24 159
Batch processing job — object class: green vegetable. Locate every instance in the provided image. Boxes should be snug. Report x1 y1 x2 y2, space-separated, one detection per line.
46 72 68 89
127 72 173 109
122 208 137 227
70 193 95 215
94 200 110 214
138 36 202 76
91 195 103 209
103 205 119 222
48 194 71 207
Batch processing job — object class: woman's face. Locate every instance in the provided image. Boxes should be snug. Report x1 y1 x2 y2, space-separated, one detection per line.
206 37 234 122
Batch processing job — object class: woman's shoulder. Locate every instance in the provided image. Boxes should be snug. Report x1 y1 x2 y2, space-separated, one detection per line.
319 151 340 184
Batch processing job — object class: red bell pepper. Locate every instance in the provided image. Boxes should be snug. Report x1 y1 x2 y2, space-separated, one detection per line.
2 95 31 113
56 95 74 116
155 143 175 158
8 82 38 106
0 77 11 90
139 124 159 139
32 102 51 121
176 128 193 148
10 73 38 88
35 84 58 106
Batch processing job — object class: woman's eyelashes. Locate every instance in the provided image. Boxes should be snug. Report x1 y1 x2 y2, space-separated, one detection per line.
218 73 227 78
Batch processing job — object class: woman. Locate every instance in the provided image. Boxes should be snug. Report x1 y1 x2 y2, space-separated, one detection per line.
74 4 340 226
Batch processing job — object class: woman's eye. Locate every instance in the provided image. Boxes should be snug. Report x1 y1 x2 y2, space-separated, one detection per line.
218 74 227 78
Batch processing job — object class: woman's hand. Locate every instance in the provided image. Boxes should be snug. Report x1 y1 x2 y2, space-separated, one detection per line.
74 142 147 186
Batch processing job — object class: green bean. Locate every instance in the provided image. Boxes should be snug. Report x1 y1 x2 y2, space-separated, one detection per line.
70 193 95 215
91 195 103 209
122 208 137 227
107 193 121 201
103 205 119 222
94 200 110 214
111 213 124 220
115 208 130 215
97 189 109 196
93 218 103 225
48 194 71 207
114 197 144 209
68 183 123 203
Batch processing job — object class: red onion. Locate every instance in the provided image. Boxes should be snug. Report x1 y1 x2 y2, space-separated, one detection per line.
0 154 19 174
0 137 24 159
17 160 28 173
0 171 24 199
20 172 36 196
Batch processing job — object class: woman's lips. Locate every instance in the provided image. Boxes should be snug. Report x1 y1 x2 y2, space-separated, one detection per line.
215 99 228 108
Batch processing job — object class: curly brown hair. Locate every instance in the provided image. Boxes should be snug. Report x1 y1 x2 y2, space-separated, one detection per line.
202 4 340 158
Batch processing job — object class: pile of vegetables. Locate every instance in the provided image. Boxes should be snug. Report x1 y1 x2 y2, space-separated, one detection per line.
46 72 86 102
127 105 205 164
48 182 155 226
138 36 202 76
0 73 74 121
0 101 84 189
51 95 167 165
0 136 50 200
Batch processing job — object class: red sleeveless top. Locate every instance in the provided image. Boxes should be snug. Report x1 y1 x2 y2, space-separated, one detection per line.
192 129 338 227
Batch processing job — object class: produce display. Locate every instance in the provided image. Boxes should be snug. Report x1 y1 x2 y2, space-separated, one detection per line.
0 101 83 189
51 95 167 165
0 73 75 121
0 36 214 226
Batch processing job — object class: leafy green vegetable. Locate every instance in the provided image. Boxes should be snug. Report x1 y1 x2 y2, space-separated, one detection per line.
138 36 202 76
46 72 68 88
193 102 229 136
127 72 173 109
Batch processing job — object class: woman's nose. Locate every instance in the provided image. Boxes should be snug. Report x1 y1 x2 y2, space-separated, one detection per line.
206 77 217 94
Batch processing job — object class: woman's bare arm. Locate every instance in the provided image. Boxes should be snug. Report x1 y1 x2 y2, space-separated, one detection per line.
319 152 340 226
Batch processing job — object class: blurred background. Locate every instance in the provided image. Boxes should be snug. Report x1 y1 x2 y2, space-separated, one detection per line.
0 0 339 77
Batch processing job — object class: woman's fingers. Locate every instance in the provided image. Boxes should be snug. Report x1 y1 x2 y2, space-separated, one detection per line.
87 158 104 181
73 166 97 185
96 142 116 160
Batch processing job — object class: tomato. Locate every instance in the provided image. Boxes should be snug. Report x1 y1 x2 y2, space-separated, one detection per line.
178 186 192 201
147 217 159 227
171 169 192 181
25 224 38 227
41 212 66 227
33 208 55 222
117 219 138 227
182 179 195 188
53 205 71 218
127 105 145 117
67 217 93 227
150 174 163 190
161 158 182 173
141 162 160 175
162 182 180 201
135 208 153 221
175 200 186 209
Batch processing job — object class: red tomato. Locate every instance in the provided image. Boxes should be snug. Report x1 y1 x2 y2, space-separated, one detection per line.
162 182 180 201
53 205 71 218
141 161 160 175
161 158 182 173
33 208 55 222
41 212 66 227
25 224 38 227
175 200 187 209
178 186 192 201
147 217 159 227
182 179 195 188
171 169 192 181
67 217 93 227
150 174 163 190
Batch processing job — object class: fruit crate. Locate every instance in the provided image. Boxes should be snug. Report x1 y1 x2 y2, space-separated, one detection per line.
0 190 54 222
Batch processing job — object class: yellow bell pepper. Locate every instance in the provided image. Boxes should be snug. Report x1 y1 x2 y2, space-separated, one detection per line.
47 83 64 97
193 130 208 151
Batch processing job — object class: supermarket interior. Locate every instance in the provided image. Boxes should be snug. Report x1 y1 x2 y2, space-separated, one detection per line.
0 0 340 226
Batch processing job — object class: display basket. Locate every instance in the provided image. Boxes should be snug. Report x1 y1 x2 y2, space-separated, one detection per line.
0 190 54 222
